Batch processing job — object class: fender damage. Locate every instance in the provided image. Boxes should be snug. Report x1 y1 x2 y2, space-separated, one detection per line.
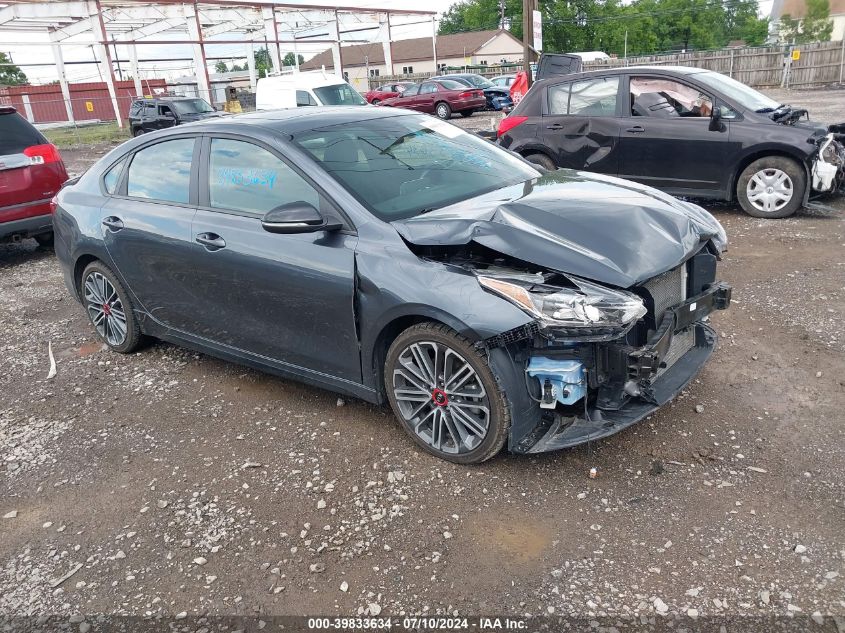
393 171 733 454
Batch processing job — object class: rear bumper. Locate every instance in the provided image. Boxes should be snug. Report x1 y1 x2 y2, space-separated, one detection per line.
0 200 53 239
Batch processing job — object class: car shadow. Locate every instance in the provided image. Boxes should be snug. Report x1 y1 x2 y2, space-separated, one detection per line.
0 239 54 268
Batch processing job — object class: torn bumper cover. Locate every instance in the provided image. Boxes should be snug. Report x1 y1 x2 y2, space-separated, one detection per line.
812 131 845 194
489 281 731 455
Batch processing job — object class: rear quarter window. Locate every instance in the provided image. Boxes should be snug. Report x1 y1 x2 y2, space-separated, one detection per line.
0 111 46 154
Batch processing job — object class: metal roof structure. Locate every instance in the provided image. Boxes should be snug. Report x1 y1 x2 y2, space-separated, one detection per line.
0 0 437 126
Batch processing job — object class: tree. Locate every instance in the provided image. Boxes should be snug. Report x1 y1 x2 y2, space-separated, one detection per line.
436 0 769 57
215 60 229 73
254 47 273 78
0 52 28 86
780 0 833 43
282 52 305 67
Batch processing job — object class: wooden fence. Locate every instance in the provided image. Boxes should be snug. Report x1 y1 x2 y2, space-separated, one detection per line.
368 40 845 90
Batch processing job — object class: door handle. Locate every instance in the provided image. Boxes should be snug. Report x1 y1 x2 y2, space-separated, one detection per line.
102 216 124 231
546 124 564 130
195 232 226 250
626 125 645 133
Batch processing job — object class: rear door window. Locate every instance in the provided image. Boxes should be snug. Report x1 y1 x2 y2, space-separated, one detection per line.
570 77 619 116
296 90 318 107
127 138 195 203
0 110 46 154
419 83 437 95
208 138 320 214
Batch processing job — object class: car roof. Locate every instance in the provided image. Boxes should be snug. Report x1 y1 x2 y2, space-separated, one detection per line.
558 65 709 79
179 105 417 135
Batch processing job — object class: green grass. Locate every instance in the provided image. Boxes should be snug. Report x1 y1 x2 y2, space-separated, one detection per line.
42 123 130 149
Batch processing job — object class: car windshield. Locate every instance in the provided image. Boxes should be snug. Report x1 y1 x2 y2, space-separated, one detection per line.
170 99 215 114
313 84 367 105
694 71 780 113
294 114 540 221
464 75 494 89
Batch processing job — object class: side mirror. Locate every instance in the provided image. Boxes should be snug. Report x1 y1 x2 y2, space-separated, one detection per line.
709 107 722 132
261 202 341 234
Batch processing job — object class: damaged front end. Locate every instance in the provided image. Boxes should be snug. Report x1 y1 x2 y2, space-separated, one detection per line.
811 130 845 195
460 246 730 454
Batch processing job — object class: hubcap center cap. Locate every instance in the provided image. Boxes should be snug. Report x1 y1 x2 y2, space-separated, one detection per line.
766 186 774 194
431 388 449 407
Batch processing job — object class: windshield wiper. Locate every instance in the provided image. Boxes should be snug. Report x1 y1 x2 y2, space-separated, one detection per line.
755 103 786 114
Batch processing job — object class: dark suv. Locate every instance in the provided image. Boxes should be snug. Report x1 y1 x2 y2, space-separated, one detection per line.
128 97 226 137
0 105 68 246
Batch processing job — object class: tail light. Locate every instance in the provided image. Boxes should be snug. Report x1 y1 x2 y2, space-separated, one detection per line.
23 143 62 166
459 91 475 99
497 115 528 138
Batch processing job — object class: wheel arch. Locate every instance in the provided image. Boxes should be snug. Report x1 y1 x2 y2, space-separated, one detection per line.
73 253 101 298
729 148 811 203
364 308 481 404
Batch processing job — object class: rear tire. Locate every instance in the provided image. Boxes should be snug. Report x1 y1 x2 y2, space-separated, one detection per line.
80 261 141 354
736 156 805 218
435 102 452 120
132 127 144 137
524 153 557 171
371 98 381 105
460 110 474 118
385 322 510 464
34 232 53 248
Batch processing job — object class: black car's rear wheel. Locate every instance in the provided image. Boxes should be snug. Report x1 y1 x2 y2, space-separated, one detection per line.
525 153 557 171
34 232 53 248
737 156 805 218
132 127 144 137
385 323 509 464
460 110 475 118
435 102 452 120
81 261 141 353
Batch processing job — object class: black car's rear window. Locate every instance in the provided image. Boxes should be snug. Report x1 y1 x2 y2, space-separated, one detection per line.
0 110 46 154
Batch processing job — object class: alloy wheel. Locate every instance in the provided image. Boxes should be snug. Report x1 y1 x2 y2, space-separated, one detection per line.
84 271 128 347
392 341 490 455
436 104 449 119
746 168 793 214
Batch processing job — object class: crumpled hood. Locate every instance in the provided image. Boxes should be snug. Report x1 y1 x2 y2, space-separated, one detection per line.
392 170 727 288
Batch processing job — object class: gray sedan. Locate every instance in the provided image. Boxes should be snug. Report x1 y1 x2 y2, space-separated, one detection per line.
53 106 731 463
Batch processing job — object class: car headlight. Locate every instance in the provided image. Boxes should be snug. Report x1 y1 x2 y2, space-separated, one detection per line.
478 275 646 341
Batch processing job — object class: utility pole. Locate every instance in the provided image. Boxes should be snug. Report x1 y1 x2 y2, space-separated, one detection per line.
499 0 506 29
522 0 532 88
522 0 537 88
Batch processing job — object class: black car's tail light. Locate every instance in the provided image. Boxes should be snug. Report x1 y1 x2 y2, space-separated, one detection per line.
497 115 528 138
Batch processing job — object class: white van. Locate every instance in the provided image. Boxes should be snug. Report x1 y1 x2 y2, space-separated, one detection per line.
255 70 367 110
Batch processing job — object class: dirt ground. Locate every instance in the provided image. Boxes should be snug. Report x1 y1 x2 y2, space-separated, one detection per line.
1 86 844 628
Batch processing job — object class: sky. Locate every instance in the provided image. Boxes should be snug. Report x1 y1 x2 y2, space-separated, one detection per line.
2 0 773 84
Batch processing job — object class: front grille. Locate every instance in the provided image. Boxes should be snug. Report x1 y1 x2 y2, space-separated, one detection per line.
643 264 687 322
643 264 694 374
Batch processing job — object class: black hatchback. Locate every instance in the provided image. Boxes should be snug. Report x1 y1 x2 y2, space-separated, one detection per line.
497 66 844 218
128 96 227 137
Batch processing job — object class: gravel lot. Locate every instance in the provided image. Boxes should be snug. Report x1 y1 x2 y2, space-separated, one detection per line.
1 86 844 629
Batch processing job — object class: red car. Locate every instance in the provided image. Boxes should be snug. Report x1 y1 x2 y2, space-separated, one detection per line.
378 80 486 120
364 82 414 105
0 106 68 246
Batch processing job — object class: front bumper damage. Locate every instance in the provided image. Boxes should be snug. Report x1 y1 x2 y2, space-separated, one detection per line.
811 131 845 195
483 274 732 455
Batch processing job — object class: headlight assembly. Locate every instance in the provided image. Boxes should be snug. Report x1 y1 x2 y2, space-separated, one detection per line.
478 274 647 341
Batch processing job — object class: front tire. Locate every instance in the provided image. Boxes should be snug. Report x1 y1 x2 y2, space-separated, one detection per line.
737 156 805 218
80 261 141 354
132 127 144 137
435 102 452 120
385 323 510 464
